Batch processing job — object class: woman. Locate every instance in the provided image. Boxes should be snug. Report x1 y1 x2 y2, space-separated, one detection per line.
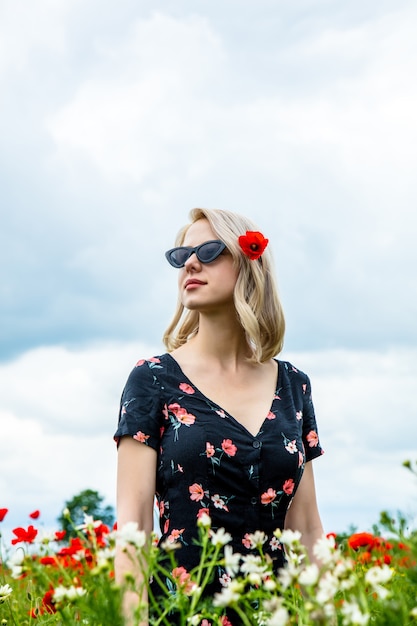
114 208 324 624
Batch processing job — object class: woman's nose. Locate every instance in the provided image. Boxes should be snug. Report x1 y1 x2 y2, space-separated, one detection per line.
184 252 201 270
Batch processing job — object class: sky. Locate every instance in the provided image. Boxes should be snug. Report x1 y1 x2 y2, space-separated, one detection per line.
1 0 417 541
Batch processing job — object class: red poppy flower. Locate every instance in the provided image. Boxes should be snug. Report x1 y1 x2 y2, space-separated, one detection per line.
41 588 57 614
54 530 66 541
11 524 38 544
40 556 57 566
357 550 372 564
238 231 269 260
91 522 110 547
348 532 377 551
57 537 84 556
29 509 40 519
0 508 8 522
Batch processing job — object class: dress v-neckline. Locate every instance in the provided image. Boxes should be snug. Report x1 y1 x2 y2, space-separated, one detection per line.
166 353 280 439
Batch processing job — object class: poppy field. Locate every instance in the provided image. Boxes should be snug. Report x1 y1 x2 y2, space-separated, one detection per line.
1 464 417 625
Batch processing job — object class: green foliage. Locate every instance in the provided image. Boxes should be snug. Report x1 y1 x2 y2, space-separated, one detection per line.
57 489 115 538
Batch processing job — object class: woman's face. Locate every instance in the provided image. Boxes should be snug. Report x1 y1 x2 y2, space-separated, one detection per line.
178 219 239 313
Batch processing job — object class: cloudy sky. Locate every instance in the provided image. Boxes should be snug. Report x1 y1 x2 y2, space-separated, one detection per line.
1 0 417 540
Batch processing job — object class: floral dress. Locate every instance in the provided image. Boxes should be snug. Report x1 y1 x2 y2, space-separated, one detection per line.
114 353 323 586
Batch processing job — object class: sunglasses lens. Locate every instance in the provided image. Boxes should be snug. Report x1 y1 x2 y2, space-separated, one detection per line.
197 241 225 263
166 248 191 268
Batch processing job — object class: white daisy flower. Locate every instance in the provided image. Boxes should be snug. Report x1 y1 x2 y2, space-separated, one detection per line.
115 521 146 548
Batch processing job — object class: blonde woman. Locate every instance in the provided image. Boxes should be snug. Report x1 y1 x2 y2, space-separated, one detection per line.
115 208 324 624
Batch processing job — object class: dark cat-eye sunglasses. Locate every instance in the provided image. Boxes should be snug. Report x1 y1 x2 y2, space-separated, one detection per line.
165 240 227 268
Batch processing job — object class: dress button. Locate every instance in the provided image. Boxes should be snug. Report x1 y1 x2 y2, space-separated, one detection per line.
252 440 261 449
251 497 257 505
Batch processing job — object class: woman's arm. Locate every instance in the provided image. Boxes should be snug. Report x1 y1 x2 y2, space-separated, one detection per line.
284 461 324 565
115 436 157 626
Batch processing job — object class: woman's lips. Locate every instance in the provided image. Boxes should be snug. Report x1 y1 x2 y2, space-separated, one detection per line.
184 279 205 289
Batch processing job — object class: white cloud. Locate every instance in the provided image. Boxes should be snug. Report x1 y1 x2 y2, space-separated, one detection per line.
0 0 73 77
0 341 158 434
46 12 225 185
44 4 417 200
1 410 115 519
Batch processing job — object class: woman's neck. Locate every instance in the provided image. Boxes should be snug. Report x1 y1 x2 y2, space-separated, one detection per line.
177 313 252 369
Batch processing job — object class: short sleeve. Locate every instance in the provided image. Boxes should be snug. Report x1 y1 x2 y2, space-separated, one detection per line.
114 360 163 450
301 373 324 462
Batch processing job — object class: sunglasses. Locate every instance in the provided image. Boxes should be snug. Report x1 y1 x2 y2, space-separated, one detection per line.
165 240 227 268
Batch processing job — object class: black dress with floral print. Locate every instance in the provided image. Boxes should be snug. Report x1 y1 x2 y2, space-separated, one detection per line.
114 353 323 583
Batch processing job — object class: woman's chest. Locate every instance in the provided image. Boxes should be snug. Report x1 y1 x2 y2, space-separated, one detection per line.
159 385 305 465
163 360 280 438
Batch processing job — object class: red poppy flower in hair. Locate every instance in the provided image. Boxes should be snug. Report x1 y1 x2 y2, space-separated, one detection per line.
238 231 269 260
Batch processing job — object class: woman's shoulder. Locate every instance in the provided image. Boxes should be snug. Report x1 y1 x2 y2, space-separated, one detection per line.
133 354 169 368
276 358 311 385
124 353 171 385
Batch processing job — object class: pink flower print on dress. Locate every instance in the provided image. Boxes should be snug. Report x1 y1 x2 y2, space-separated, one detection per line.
221 439 237 456
168 403 196 425
211 494 229 511
298 450 304 467
219 573 231 588
261 488 277 505
283 478 295 495
206 442 215 458
168 528 185 543
269 536 282 551
179 382 195 394
216 409 227 418
266 411 276 420
133 431 150 444
285 439 298 454
295 410 303 420
135 356 160 367
189 483 205 502
197 507 210 520
302 383 307 394
306 430 319 447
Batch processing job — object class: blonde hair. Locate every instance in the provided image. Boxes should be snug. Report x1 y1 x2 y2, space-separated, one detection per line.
163 208 285 363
